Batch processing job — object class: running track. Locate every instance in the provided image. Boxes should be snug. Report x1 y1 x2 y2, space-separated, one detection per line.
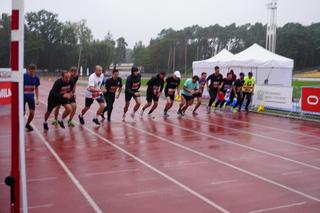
1 79 320 213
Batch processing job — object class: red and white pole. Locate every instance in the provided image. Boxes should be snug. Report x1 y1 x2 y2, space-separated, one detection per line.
11 0 28 212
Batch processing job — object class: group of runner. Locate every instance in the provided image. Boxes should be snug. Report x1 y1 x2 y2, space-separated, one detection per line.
23 64 255 131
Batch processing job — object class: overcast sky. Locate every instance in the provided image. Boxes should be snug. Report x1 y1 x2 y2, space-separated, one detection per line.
1 0 320 47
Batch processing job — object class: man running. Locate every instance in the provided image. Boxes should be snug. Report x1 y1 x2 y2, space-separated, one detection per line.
123 66 141 121
101 69 122 122
163 71 181 117
232 72 245 112
192 72 207 114
215 72 234 110
140 71 166 119
43 71 73 130
206 66 223 113
178 75 199 117
52 66 78 127
78 65 105 125
24 64 40 131
239 71 255 112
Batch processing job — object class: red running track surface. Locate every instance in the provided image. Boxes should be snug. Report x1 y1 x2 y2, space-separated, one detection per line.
1 79 320 213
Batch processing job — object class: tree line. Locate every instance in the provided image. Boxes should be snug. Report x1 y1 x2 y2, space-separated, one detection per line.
1 9 320 73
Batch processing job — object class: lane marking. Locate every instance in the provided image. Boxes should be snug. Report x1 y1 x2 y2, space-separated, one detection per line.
125 190 156 197
163 161 208 168
285 151 316 156
158 121 320 171
27 203 54 210
27 177 57 183
211 180 237 185
127 124 320 202
82 169 140 177
32 124 103 213
36 97 230 213
281 171 303 176
248 201 306 213
191 117 320 152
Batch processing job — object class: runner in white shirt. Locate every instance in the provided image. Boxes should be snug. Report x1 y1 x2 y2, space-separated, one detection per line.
78 65 105 125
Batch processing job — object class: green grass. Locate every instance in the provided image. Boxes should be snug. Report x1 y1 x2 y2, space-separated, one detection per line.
292 80 320 99
123 78 186 87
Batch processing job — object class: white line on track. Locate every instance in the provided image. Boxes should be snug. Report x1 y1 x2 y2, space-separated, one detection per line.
125 190 156 197
210 180 237 185
162 161 208 168
248 201 306 213
284 151 316 156
32 124 104 213
27 177 57 183
27 203 54 210
126 124 320 202
189 117 320 152
157 120 320 171
281 171 303 176
81 169 140 177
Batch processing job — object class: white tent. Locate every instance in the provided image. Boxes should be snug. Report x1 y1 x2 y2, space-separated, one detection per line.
192 44 294 86
192 49 234 77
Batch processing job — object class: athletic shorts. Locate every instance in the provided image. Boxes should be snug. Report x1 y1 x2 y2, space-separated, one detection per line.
70 96 76 103
165 92 175 101
193 92 202 98
47 95 70 113
125 92 139 102
24 98 35 111
182 94 193 101
146 90 159 103
85 95 104 108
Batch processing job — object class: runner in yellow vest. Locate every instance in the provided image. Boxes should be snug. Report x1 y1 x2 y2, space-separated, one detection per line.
239 72 255 112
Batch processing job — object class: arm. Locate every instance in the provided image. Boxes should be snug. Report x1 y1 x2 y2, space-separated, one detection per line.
35 87 39 105
51 81 64 99
117 79 123 99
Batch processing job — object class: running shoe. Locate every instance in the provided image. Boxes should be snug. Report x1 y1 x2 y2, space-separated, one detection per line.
222 103 227 109
122 114 126 122
43 122 49 131
78 114 85 125
100 113 105 121
231 107 238 113
192 111 198 115
51 119 58 126
148 113 155 119
163 111 169 118
68 120 75 127
140 110 144 118
206 106 211 114
131 112 135 120
92 118 100 125
58 120 65 129
25 123 33 132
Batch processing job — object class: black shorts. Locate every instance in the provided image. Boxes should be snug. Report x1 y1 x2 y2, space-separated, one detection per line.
47 95 70 113
85 96 104 108
24 98 35 111
70 96 76 103
125 92 139 102
165 92 175 101
146 90 159 103
193 92 202 98
182 94 193 101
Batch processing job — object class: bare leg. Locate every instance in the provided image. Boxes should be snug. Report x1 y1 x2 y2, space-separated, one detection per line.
26 110 34 125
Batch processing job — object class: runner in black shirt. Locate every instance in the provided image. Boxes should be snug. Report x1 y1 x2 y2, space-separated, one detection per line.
52 66 79 127
215 72 234 109
233 72 245 111
140 72 166 118
123 66 141 121
163 71 181 117
43 71 73 130
206 66 223 113
102 69 122 122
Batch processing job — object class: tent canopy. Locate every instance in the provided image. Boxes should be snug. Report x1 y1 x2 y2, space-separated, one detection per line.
192 43 294 86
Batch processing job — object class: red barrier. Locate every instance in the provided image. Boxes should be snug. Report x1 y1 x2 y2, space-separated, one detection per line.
301 87 320 113
0 82 12 105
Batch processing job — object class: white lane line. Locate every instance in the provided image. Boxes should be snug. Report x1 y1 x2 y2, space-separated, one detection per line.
125 190 156 197
37 97 230 213
203 114 320 140
190 117 320 152
81 125 230 213
27 177 57 183
32 124 103 213
27 203 54 210
127 124 320 202
158 121 320 171
211 180 237 185
285 151 316 156
281 171 303 176
163 161 208 168
248 201 306 213
82 169 140 177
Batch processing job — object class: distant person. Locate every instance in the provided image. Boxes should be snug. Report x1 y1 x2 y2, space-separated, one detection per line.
24 64 40 131
122 66 141 121
140 71 166 119
206 66 223 113
101 69 122 122
52 66 79 127
232 72 245 112
230 69 237 82
78 65 105 125
239 72 255 112
163 71 181 117
192 72 207 114
215 72 234 109
178 75 199 117
43 71 73 130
